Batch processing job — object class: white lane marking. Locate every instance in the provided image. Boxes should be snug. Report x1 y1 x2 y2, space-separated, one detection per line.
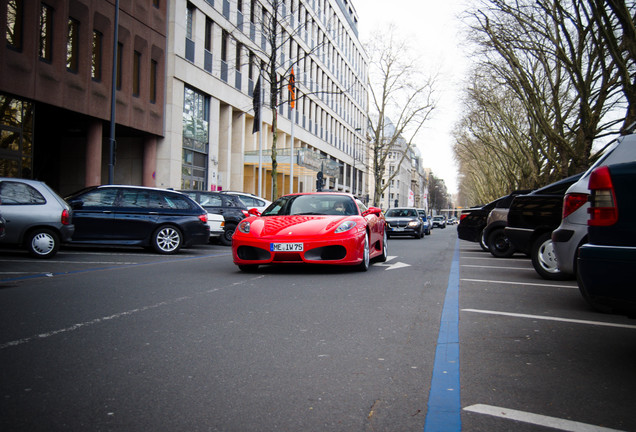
462 309 636 330
461 278 578 289
461 265 534 271
0 274 264 350
463 404 626 432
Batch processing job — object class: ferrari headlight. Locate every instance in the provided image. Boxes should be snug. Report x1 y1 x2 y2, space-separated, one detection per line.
335 220 357 233
407 221 420 228
238 220 251 234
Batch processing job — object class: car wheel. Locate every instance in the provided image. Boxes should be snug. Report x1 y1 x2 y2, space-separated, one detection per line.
152 225 182 254
27 229 60 258
377 230 388 262
238 264 259 272
487 227 516 258
531 232 571 280
357 232 370 272
220 223 236 246
479 229 489 251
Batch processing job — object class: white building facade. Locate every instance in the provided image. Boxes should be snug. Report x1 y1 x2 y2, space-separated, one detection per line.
160 0 369 201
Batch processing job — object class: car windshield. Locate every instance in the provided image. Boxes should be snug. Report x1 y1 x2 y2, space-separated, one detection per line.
261 194 358 216
385 209 418 218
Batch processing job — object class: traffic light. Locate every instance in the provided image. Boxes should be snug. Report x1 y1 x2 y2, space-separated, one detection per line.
316 171 324 191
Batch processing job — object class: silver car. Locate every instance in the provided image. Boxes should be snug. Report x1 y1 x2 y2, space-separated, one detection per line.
552 133 636 276
0 178 74 258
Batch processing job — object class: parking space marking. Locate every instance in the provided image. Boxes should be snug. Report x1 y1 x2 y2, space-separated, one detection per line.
462 309 636 330
464 404 626 432
461 278 578 289
461 265 535 271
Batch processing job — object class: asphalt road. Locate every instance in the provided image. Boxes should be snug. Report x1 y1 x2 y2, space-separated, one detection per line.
1 228 635 431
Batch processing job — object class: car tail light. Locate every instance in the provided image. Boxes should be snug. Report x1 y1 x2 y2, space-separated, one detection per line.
198 214 208 223
587 166 618 226
61 209 71 225
562 193 588 219
460 213 468 221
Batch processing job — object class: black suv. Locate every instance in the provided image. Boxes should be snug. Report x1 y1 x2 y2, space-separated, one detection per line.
504 173 582 280
458 190 531 251
179 191 248 245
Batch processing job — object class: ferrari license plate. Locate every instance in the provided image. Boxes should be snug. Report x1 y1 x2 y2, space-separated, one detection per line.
271 242 304 252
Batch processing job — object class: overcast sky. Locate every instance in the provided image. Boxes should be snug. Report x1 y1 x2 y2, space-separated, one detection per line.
353 0 473 195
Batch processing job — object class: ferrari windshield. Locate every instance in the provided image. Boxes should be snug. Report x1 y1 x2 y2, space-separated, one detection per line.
261 194 359 216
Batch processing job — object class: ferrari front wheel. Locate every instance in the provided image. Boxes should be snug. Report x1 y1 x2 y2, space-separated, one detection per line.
357 232 370 272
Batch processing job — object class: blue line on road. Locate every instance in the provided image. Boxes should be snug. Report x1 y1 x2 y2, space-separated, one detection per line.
424 238 461 432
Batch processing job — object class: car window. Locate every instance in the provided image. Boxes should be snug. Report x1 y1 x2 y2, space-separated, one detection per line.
162 193 193 210
120 190 149 207
0 181 46 205
356 200 368 213
80 189 118 207
198 194 222 207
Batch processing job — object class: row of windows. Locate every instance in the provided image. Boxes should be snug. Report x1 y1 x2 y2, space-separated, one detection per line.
5 0 159 104
188 1 366 160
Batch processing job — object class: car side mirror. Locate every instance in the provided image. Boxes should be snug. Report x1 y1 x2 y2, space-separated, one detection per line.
248 208 261 216
364 206 382 216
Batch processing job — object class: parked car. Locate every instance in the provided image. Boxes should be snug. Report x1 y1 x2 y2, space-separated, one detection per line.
553 132 636 278
458 190 531 251
577 161 636 317
483 207 515 258
503 173 583 276
385 208 424 239
207 213 225 242
179 191 249 246
0 178 74 258
221 191 272 213
66 185 209 254
432 215 447 229
232 193 387 272
416 209 432 235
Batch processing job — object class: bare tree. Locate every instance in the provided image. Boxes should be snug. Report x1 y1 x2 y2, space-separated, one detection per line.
587 0 636 131
456 0 629 203
365 27 437 206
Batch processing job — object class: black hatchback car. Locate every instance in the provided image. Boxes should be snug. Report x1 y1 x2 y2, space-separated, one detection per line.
66 186 210 254
178 191 249 245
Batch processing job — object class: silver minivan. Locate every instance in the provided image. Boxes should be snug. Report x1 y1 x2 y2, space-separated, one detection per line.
552 133 636 277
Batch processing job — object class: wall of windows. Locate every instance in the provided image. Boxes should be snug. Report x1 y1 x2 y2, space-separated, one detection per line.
182 87 210 190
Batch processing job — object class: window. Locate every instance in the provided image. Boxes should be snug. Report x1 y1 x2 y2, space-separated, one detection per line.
221 30 228 61
133 51 141 96
0 182 46 205
186 3 194 40
116 42 123 90
235 42 241 71
39 3 53 61
6 0 23 50
150 60 157 103
205 18 213 51
91 30 102 81
66 18 79 72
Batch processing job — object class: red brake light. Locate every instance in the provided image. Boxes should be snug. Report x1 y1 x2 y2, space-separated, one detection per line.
562 193 588 219
198 214 208 223
587 166 617 226
61 209 71 225
460 213 468 221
